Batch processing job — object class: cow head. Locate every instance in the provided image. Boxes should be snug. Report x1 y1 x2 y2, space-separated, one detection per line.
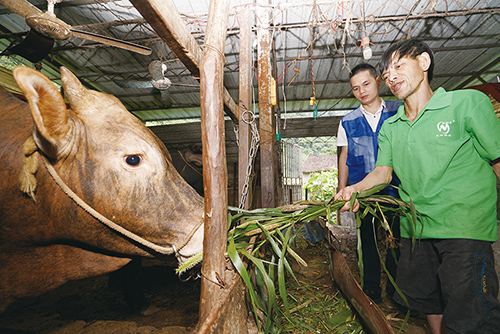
12 66 204 265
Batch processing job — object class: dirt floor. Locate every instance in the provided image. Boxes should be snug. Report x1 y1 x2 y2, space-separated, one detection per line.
0 259 201 334
1 224 498 334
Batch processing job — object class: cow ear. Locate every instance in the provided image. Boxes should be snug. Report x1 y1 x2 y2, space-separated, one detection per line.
60 66 93 115
13 66 70 159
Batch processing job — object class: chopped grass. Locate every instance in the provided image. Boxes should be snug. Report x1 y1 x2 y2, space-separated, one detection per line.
179 184 418 333
274 282 364 333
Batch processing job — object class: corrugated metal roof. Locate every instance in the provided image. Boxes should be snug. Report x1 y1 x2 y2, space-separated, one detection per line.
0 0 499 132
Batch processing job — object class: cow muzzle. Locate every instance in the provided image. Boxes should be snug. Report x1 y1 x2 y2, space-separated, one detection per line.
173 222 204 265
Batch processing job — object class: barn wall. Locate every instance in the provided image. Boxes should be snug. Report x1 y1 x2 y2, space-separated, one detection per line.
161 122 251 208
149 116 343 145
150 116 340 208
166 139 260 208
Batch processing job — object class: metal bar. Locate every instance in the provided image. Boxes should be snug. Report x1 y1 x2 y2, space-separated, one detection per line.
272 32 284 207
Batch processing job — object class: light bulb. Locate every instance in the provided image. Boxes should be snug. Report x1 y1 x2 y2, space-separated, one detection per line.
363 46 372 60
362 36 372 60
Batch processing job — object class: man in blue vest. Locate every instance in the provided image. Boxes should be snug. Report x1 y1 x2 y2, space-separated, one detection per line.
337 63 402 303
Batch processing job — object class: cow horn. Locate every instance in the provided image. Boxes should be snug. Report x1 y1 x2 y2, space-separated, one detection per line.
60 66 93 114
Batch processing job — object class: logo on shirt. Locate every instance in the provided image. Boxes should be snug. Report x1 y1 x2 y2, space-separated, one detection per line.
436 120 455 137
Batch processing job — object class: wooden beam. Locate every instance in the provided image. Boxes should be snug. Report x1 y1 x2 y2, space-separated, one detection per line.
238 7 253 210
198 0 231 327
148 117 343 146
473 71 488 85
455 54 500 89
257 1 276 208
129 0 238 122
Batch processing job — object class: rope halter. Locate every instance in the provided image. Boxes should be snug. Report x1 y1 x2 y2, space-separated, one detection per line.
20 137 204 257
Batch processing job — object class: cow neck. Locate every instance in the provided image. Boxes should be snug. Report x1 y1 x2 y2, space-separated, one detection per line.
39 153 203 258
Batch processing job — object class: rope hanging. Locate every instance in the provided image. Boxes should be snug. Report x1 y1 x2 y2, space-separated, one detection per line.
19 136 39 202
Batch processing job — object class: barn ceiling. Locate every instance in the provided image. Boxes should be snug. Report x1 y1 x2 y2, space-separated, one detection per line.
1 0 499 141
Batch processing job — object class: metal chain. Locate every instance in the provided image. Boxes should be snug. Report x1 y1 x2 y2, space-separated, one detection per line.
238 109 260 210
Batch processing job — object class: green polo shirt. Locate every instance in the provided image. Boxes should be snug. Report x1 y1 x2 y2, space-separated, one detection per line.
377 87 500 241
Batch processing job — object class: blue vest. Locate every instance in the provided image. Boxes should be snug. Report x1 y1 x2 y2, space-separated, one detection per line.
341 100 401 196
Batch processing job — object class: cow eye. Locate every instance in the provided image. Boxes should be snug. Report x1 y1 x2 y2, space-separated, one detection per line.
125 155 142 166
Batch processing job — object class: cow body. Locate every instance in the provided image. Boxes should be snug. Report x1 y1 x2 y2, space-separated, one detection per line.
0 67 204 312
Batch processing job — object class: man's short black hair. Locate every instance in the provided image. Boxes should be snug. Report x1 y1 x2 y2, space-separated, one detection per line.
379 39 435 82
350 63 377 80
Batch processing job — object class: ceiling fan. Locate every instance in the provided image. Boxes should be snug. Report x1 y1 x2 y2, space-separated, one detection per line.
115 60 172 105
0 0 151 62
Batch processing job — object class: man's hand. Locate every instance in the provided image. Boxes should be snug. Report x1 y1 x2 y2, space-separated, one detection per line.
334 186 359 212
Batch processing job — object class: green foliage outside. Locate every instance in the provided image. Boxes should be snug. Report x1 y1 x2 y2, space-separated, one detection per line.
303 168 338 202
287 136 338 202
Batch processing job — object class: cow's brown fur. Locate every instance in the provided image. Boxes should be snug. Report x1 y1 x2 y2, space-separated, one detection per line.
0 67 204 312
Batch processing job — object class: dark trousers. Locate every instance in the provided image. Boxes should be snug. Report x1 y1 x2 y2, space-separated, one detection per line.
359 211 400 299
395 238 500 334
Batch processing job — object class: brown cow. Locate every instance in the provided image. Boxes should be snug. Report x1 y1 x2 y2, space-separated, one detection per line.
0 66 204 312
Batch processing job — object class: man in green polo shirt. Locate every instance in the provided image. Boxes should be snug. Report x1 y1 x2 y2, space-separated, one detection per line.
335 39 500 333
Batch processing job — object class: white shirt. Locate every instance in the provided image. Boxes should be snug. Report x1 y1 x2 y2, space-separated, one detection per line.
337 99 386 147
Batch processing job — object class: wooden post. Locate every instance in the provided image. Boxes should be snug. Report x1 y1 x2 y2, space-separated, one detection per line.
199 0 231 325
256 1 275 208
238 7 253 210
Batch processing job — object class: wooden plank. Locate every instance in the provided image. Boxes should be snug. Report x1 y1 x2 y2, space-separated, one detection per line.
198 0 232 327
237 7 252 210
256 2 275 208
130 0 238 122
